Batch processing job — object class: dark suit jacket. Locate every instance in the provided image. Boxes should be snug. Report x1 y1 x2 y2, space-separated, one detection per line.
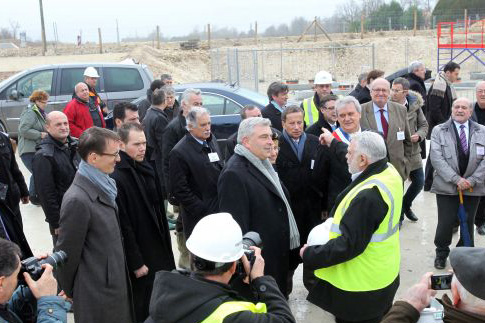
262 103 283 131
276 134 323 245
169 133 223 237
218 154 292 296
56 173 133 323
360 101 412 180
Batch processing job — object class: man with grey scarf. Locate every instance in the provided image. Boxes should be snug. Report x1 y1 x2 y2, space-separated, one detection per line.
55 127 133 323
218 117 299 297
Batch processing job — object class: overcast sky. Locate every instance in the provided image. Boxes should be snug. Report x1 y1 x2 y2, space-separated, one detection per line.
3 0 342 43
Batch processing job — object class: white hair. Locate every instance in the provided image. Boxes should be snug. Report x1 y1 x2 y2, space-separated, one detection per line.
475 80 485 91
369 78 390 91
182 88 201 105
237 117 271 144
453 97 473 110
408 61 425 74
452 275 485 310
335 96 361 115
352 131 387 164
186 107 210 129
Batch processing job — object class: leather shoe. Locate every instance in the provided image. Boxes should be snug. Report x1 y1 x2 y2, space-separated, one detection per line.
477 224 485 236
434 257 446 270
404 209 418 222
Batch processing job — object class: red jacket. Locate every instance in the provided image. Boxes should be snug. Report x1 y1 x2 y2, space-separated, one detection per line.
64 97 105 138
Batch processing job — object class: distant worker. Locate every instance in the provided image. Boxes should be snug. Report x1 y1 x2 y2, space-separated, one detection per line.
301 70 333 127
261 82 289 131
305 94 339 137
82 67 108 115
352 69 385 105
146 213 296 323
348 72 368 98
64 82 106 138
301 131 402 323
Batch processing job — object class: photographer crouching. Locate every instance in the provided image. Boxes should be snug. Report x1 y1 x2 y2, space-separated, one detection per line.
145 213 295 323
0 239 70 323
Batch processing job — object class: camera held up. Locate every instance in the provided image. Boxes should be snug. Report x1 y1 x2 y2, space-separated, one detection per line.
18 250 68 282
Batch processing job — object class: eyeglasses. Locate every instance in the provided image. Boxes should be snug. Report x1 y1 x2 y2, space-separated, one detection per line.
192 102 203 107
372 88 389 93
98 150 120 158
477 90 485 95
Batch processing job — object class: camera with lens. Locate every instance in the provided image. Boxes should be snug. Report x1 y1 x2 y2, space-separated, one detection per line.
18 251 68 282
236 231 262 277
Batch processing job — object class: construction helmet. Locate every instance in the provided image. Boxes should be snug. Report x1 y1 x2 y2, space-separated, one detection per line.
186 213 244 263
83 66 100 78
314 70 333 85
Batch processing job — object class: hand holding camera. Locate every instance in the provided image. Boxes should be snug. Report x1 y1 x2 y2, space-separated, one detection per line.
23 264 58 299
241 247 265 281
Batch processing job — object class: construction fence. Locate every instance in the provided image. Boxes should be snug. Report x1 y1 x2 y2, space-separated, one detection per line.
210 44 376 93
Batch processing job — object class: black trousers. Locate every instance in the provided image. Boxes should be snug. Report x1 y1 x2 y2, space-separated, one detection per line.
434 194 480 258
474 197 485 227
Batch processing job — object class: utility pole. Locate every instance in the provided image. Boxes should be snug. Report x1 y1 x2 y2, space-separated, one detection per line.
98 28 103 54
156 25 160 49
39 0 46 55
207 23 211 49
255 21 258 45
116 19 120 45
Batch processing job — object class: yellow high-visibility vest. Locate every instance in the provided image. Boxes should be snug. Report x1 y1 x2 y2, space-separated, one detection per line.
314 163 402 292
303 97 319 126
201 301 267 323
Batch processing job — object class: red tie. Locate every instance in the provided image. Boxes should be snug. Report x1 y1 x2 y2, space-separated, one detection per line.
379 109 388 139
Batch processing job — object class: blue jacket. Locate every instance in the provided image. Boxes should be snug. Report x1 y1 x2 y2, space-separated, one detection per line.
0 285 69 323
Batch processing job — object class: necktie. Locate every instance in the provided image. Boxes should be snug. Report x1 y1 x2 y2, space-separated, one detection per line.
460 125 468 154
379 109 388 139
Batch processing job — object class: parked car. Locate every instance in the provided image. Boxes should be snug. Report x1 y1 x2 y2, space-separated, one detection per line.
0 62 153 137
126 82 268 143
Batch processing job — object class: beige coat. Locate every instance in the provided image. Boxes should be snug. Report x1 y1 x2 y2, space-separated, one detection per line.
360 100 412 180
404 90 428 172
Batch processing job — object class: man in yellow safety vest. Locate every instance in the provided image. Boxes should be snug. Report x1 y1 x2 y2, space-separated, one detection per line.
145 213 296 323
302 70 334 128
300 131 402 323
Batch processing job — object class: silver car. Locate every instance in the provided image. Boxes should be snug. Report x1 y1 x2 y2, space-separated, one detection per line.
0 62 153 137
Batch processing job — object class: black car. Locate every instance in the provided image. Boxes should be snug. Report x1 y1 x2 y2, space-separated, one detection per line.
130 82 268 143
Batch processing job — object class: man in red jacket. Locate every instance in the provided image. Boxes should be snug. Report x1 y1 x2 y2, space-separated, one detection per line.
64 82 105 138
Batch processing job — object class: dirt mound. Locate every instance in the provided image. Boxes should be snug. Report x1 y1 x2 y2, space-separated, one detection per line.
126 45 211 83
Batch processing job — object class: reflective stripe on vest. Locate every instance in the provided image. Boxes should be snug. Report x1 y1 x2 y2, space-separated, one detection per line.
303 98 319 126
314 163 402 292
201 301 267 323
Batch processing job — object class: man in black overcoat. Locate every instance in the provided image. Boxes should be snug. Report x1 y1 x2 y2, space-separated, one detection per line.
261 82 288 131
112 123 175 322
169 107 223 239
218 117 300 297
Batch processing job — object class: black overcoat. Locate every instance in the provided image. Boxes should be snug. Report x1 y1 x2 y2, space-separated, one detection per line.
218 154 292 296
261 103 283 131
111 151 175 321
169 133 223 238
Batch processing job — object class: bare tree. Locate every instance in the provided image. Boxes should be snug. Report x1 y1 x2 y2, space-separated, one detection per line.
0 28 13 39
337 0 362 24
9 20 20 40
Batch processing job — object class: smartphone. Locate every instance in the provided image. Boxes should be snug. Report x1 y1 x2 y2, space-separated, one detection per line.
431 273 453 290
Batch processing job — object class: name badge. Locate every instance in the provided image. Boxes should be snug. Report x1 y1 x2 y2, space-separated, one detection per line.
208 152 220 162
396 131 405 141
310 159 315 170
477 146 485 156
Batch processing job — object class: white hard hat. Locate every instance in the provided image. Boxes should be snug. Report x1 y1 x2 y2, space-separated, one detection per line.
83 66 100 78
186 213 244 263
307 218 333 246
314 70 333 85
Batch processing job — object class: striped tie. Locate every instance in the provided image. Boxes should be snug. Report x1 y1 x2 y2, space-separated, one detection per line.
460 124 468 154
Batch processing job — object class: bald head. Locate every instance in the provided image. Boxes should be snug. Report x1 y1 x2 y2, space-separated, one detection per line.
452 97 473 124
75 82 89 102
45 111 70 142
370 78 391 108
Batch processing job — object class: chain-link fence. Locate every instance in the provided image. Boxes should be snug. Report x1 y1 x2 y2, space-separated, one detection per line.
211 44 375 93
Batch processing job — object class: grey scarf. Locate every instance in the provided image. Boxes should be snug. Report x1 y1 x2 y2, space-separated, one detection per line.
78 160 117 205
234 144 300 249
431 72 457 101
